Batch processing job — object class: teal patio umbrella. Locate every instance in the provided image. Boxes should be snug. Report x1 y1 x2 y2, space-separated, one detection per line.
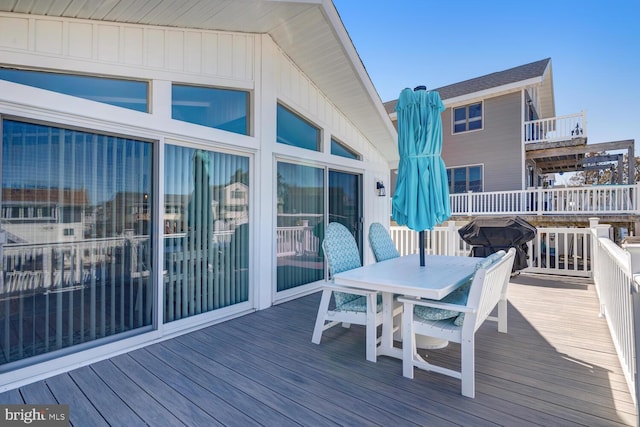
392 86 450 266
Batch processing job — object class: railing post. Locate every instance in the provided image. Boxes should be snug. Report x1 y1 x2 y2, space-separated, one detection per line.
447 221 457 256
536 187 543 216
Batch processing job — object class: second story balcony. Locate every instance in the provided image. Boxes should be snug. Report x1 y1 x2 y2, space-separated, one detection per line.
524 111 587 145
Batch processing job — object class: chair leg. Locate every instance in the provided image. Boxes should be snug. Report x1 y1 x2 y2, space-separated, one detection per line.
402 302 415 379
312 289 332 344
497 298 508 333
460 336 475 398
365 292 377 362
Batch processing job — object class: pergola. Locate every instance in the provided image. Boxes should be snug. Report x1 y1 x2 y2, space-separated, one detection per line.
526 138 635 184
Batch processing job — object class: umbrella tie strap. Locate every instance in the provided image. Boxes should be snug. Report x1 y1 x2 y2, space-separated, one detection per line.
406 154 439 158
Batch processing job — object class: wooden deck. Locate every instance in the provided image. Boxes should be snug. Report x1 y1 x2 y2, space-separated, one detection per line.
0 273 636 426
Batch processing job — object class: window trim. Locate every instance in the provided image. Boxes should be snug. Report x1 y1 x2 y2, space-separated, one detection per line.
447 164 484 193
452 101 483 134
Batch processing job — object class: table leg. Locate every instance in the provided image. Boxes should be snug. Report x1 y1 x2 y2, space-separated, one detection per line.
378 292 402 359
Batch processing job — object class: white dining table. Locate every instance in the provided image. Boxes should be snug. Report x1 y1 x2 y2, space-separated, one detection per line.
332 254 479 360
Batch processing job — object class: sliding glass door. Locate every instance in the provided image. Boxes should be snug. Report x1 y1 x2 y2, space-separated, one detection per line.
329 170 362 257
164 145 250 322
1 118 153 367
275 162 324 292
275 162 362 293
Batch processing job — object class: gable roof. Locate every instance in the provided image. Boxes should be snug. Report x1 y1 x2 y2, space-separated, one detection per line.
0 0 399 161
384 58 555 118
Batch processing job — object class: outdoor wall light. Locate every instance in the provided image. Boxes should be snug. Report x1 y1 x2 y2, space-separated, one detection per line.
376 181 386 197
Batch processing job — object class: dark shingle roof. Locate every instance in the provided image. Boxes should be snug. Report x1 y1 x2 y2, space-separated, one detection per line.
384 58 551 114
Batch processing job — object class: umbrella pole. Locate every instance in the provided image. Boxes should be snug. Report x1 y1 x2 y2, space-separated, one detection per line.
419 231 425 267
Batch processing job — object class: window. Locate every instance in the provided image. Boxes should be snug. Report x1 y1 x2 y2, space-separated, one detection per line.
171 84 249 135
276 104 320 151
0 67 148 112
453 102 482 133
1 118 154 366
331 138 360 160
447 165 483 193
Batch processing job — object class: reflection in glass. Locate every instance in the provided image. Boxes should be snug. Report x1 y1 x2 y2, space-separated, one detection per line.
0 67 148 112
276 162 324 291
448 165 483 194
331 138 360 160
276 104 320 151
454 168 467 194
171 85 249 135
164 145 249 321
329 170 362 257
469 166 483 192
1 119 153 367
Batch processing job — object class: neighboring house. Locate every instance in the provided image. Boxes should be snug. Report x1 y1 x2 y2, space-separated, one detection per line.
0 1 397 389
385 58 635 193
384 59 636 231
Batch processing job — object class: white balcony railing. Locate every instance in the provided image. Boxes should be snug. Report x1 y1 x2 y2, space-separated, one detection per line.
449 184 640 217
524 111 587 144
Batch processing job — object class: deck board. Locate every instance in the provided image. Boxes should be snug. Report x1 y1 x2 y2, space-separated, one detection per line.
0 273 636 426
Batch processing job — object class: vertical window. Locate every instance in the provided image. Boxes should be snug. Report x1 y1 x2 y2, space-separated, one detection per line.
453 102 482 133
276 162 324 291
164 146 250 322
0 67 148 112
447 165 483 193
276 104 320 151
1 119 153 366
171 84 249 135
331 138 360 160
468 166 482 192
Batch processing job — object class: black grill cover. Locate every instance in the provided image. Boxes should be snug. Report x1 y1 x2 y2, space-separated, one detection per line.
458 217 537 271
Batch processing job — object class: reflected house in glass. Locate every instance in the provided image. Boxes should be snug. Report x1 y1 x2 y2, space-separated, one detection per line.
222 182 249 226
0 1 398 388
1 187 90 244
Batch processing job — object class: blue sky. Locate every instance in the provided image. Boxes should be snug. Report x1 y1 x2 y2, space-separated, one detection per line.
333 0 639 162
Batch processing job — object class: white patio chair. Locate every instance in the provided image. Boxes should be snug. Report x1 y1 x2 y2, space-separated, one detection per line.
399 247 516 398
312 222 383 362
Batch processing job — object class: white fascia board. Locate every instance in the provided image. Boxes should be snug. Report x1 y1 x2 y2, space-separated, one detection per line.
443 76 544 107
387 76 544 120
319 1 398 145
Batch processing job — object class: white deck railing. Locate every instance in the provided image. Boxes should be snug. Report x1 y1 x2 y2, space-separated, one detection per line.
390 223 593 277
524 111 586 144
592 226 636 405
449 184 639 216
392 221 638 408
276 226 319 257
390 222 472 257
